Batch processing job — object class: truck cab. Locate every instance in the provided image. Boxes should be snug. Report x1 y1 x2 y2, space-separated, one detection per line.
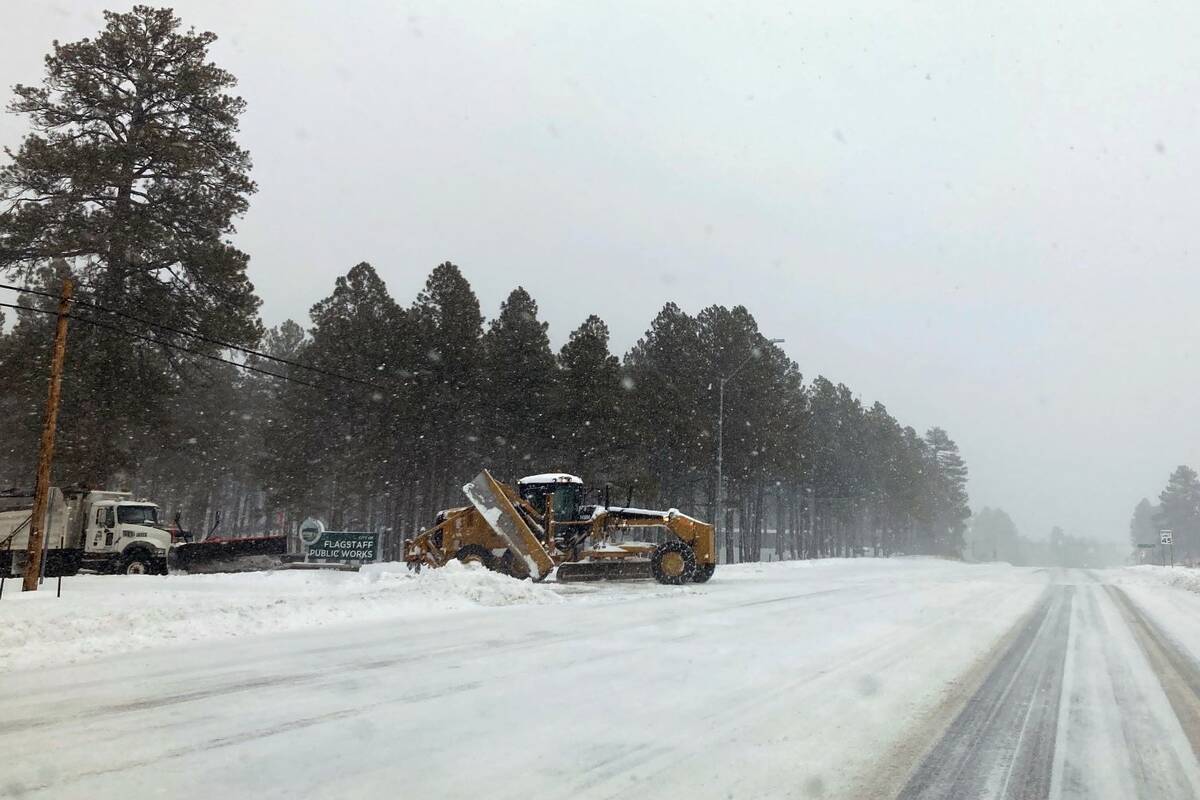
1 488 174 577
81 497 173 574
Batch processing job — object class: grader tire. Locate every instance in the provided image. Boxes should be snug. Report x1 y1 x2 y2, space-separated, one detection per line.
497 549 530 579
455 544 496 570
651 541 696 585
691 562 716 584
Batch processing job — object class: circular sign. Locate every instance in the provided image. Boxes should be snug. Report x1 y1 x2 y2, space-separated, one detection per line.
299 517 325 546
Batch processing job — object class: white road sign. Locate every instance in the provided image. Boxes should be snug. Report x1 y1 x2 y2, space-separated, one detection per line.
299 517 325 546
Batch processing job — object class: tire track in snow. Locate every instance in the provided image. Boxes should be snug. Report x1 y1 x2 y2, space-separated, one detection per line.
885 575 1200 800
1107 586 1200 760
855 584 1057 800
895 585 1071 800
1048 584 1200 799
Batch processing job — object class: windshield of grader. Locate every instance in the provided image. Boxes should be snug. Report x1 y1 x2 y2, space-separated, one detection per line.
518 483 583 522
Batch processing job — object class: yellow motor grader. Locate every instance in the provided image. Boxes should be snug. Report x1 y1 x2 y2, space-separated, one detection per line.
403 470 716 584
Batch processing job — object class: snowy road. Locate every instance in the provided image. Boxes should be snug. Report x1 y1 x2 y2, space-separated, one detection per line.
896 584 1072 800
888 571 1200 800
3 560 1200 799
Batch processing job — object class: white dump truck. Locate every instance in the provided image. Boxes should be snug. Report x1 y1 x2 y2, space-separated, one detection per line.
0 487 173 576
1 486 289 578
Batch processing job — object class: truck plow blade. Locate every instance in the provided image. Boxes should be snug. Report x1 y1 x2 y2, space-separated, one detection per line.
556 560 654 582
463 470 555 580
170 536 287 572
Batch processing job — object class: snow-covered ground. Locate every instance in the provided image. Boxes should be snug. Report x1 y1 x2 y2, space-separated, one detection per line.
0 560 564 671
1105 563 1200 679
4 559 1200 799
1110 563 1200 596
2 557 1013 673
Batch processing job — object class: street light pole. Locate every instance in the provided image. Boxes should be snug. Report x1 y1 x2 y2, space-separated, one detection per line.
715 337 784 565
717 376 726 562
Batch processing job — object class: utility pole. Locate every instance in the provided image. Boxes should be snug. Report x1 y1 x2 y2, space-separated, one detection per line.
23 278 73 592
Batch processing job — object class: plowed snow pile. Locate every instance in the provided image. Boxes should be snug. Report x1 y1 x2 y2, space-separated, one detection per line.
0 561 561 671
1110 564 1200 594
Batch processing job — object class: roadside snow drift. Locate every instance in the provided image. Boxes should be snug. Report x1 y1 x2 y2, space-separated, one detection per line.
0 561 562 671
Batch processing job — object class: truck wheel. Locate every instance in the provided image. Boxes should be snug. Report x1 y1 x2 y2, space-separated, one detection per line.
455 544 495 570
691 562 716 583
121 552 155 575
651 541 696 585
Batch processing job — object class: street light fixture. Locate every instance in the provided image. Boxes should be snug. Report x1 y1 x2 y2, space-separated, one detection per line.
716 337 785 564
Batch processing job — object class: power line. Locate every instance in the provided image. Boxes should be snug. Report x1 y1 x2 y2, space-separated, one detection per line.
0 300 322 389
1 280 378 388
0 281 386 391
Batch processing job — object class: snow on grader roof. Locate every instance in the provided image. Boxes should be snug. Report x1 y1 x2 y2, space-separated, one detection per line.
404 469 716 585
516 473 582 485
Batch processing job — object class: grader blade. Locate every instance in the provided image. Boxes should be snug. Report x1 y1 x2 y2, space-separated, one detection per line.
556 560 654 582
463 470 555 580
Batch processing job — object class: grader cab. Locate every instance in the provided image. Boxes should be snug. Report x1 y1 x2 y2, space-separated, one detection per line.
403 470 717 585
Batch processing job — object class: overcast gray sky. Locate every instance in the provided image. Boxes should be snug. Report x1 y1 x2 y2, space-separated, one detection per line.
4 1 1198 543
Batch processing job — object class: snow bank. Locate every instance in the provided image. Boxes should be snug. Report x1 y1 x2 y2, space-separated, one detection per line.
0 560 561 672
0 555 997 673
1109 564 1200 595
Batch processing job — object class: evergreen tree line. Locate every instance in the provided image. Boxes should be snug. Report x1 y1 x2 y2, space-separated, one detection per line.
1 259 972 562
1130 464 1200 564
0 7 971 563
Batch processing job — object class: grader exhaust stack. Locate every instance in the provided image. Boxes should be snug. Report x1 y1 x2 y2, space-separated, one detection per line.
404 470 717 585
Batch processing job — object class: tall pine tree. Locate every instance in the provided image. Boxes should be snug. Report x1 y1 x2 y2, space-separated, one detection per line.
480 287 555 482
302 262 408 528
624 303 707 506
556 315 625 483
925 427 970 556
411 262 484 510
0 6 260 484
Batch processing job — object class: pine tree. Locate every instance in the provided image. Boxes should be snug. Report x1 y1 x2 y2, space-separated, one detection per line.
302 263 408 527
0 6 260 485
1156 466 1200 560
624 303 707 506
864 402 906 554
968 507 1021 563
925 427 970 556
1129 498 1158 550
805 377 868 557
411 262 484 509
480 287 555 482
253 320 312 518
0 292 51 485
556 315 625 483
695 304 793 561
